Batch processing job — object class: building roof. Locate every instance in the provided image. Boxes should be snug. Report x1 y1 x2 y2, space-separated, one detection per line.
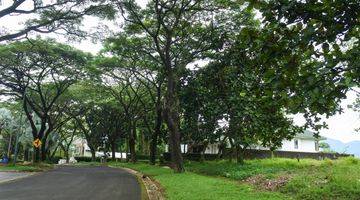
295 130 326 141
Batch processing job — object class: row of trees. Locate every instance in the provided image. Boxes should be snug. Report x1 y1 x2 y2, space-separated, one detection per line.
0 0 359 172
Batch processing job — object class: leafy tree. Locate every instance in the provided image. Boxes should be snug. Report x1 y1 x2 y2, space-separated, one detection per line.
0 39 89 162
180 70 222 161
97 44 166 164
57 120 79 163
103 72 147 163
0 0 116 42
96 102 125 161
113 0 226 172
350 93 360 132
249 0 360 121
65 82 107 161
0 107 16 157
319 142 333 153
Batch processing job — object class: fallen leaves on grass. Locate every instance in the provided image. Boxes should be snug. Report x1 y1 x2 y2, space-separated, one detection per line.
245 175 291 191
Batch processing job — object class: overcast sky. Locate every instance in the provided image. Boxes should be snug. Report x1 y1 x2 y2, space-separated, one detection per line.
1 0 359 143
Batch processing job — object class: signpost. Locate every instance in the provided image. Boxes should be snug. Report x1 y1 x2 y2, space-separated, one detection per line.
33 139 42 148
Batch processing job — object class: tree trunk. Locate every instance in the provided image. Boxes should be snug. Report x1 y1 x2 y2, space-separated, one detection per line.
200 144 207 163
164 66 184 173
126 140 130 162
41 142 47 161
129 138 136 163
34 147 40 163
65 150 69 163
111 142 116 161
138 131 144 154
91 149 96 162
150 95 162 165
228 139 235 162
24 148 29 162
149 132 158 165
236 145 245 165
7 134 12 158
49 145 59 161
119 144 123 162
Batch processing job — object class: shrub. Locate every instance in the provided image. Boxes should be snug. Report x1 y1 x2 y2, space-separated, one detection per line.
340 156 359 165
321 158 334 166
46 156 63 164
75 156 98 162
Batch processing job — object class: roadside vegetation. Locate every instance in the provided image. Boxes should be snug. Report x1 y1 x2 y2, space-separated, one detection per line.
108 157 360 200
0 1 358 200
0 0 359 174
109 161 286 200
0 163 53 172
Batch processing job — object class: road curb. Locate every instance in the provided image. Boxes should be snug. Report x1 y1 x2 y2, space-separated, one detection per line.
0 172 36 184
122 168 165 200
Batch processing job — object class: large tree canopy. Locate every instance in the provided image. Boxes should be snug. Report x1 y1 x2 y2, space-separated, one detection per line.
0 0 116 42
0 0 358 171
0 39 90 161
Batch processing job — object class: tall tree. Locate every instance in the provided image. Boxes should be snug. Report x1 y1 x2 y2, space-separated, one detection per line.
58 120 78 163
115 0 225 172
65 82 109 162
100 39 166 164
0 39 89 162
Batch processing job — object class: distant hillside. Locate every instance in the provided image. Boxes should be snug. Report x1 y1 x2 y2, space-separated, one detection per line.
325 139 360 158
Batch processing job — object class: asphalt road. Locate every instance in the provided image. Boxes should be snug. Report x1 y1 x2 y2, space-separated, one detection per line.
0 166 141 200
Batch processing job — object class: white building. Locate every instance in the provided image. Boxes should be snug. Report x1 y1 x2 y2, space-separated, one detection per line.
72 138 127 159
190 130 326 154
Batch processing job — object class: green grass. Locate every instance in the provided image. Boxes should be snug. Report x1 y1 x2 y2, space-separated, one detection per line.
109 161 287 200
185 158 320 180
281 157 360 200
185 157 360 200
0 163 53 172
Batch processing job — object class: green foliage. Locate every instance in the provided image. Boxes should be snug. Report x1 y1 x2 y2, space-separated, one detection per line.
0 0 116 42
74 157 110 163
350 94 360 132
0 163 53 172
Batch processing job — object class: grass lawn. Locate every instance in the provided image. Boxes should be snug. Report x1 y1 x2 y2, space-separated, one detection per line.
109 161 287 200
0 163 53 172
108 157 360 200
186 157 360 200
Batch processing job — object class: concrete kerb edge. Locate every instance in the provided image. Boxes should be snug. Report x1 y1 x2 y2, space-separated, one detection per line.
110 166 165 200
0 172 37 185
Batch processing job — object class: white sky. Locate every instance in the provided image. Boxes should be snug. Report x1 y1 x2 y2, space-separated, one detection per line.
292 90 359 143
0 0 359 143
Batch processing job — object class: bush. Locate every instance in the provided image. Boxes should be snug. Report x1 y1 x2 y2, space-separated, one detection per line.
340 156 359 165
163 153 219 162
136 154 150 160
75 156 98 162
321 158 334 166
46 156 63 164
136 154 160 161
75 156 114 162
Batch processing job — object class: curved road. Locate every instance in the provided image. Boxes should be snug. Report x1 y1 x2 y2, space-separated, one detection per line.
0 166 141 200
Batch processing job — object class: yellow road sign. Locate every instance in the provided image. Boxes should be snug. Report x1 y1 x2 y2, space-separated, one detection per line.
33 139 42 148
